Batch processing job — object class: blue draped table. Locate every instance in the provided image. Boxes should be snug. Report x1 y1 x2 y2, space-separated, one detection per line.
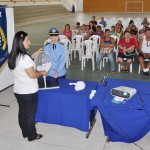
36 79 99 132
91 78 150 143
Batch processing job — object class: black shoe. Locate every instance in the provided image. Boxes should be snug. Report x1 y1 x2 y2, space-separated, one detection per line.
28 134 43 141
143 71 149 76
36 134 43 140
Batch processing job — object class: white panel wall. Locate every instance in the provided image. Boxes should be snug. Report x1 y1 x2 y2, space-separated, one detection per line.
62 0 83 12
76 0 83 12
0 7 14 91
1 1 62 7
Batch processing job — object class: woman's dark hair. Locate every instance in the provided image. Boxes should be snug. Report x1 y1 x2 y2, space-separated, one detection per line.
76 22 80 25
8 31 28 70
89 21 94 28
92 26 96 32
124 30 130 35
65 24 70 30
130 29 137 35
97 25 102 30
105 29 110 33
129 20 134 24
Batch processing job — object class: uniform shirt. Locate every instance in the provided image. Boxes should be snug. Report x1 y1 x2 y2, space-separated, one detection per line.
12 54 38 94
44 41 67 77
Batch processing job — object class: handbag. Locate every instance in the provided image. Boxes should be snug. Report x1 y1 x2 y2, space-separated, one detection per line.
124 49 136 56
100 47 114 54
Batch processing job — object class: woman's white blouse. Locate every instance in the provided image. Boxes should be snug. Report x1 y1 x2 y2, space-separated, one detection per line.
12 55 38 94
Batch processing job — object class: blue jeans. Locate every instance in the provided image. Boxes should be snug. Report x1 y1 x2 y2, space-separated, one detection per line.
96 51 115 71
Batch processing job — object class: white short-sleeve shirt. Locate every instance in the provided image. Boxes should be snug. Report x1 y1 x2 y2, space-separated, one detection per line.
12 54 38 94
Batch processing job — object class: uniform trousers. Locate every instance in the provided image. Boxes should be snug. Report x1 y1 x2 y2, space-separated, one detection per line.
47 75 66 85
14 92 38 141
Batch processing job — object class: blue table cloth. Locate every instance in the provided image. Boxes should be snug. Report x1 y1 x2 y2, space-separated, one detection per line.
91 78 150 143
36 79 99 131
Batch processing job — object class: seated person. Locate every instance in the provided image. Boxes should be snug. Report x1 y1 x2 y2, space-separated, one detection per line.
131 25 138 37
94 25 104 38
110 25 117 36
138 28 150 76
115 25 123 39
118 31 136 72
89 21 96 37
99 17 107 28
74 22 81 32
117 20 124 30
141 17 149 26
91 15 96 23
79 24 89 40
63 24 72 41
93 21 98 27
96 29 115 72
125 20 134 32
139 23 149 39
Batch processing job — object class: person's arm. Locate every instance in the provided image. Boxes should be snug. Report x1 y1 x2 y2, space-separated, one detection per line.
101 38 114 48
124 39 135 52
25 67 47 78
108 38 115 48
31 48 43 59
100 38 105 47
125 45 135 51
138 38 144 54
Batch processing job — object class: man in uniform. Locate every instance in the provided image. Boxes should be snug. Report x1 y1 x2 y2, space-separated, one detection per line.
44 27 67 84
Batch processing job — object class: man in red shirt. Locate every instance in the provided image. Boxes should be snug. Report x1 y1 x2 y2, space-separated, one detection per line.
118 31 136 72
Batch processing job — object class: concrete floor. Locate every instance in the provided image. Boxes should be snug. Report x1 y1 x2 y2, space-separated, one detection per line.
0 12 150 150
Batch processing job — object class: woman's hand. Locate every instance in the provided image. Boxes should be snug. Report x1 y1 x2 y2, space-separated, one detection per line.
123 47 127 53
41 71 48 76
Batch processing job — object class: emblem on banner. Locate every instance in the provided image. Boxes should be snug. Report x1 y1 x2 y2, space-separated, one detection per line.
0 26 7 51
0 26 8 73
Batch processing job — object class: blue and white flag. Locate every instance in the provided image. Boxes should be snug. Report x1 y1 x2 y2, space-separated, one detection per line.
0 5 8 70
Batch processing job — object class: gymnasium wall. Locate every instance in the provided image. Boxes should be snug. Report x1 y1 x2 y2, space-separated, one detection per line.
83 0 150 12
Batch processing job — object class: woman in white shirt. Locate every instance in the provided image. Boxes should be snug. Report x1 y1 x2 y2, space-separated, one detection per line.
8 31 47 141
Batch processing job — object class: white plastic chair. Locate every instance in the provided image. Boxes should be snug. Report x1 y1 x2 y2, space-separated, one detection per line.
81 40 95 70
71 35 83 61
71 30 79 38
118 58 133 73
118 17 124 22
44 38 51 45
110 35 120 62
59 35 68 41
89 35 101 60
138 59 150 73
60 39 72 69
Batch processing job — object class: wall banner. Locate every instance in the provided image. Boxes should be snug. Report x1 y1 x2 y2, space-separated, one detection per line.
0 5 8 72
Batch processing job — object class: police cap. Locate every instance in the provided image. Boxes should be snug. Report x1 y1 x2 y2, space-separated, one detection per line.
49 27 59 36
